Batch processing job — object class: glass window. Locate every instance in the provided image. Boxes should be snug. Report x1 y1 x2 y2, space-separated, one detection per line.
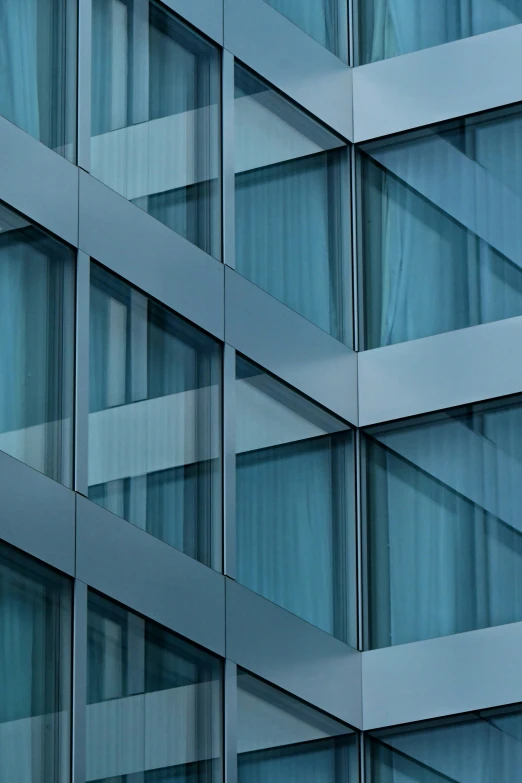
236 357 356 645
368 705 522 782
263 0 348 61
359 105 522 348
91 0 221 258
0 542 72 783
89 264 222 568
358 0 522 63
0 0 76 159
235 65 352 346
87 592 222 783
0 204 75 485
237 670 358 783
365 395 522 649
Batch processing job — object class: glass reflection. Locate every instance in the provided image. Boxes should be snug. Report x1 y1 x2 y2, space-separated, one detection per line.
360 105 522 348
237 670 358 783
91 0 221 257
263 0 348 61
235 65 351 345
365 395 522 648
87 592 222 783
0 543 72 783
89 264 222 569
235 357 356 645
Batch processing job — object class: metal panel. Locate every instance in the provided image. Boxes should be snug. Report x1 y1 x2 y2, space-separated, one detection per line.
77 0 92 172
78 170 225 339
76 495 226 655
74 252 90 496
225 268 358 424
0 451 75 575
0 116 78 246
72 579 87 783
358 316 522 426
226 579 363 728
362 621 522 729
161 0 223 44
224 0 353 139
353 24 522 142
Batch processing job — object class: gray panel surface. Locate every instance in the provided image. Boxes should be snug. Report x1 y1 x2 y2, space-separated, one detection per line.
225 268 358 424
353 24 522 142
226 579 363 728
358 316 522 426
0 451 75 575
78 171 224 339
0 117 79 245
224 0 352 139
76 496 226 655
161 0 223 44
363 622 522 729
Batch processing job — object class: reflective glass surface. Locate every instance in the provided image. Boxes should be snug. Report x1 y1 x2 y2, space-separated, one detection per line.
0 542 72 783
0 0 77 159
365 395 522 649
263 0 348 61
89 264 222 569
359 106 522 348
91 0 221 257
237 670 358 783
87 592 222 783
235 65 352 346
368 705 522 782
236 357 356 645
358 0 522 63
0 204 75 485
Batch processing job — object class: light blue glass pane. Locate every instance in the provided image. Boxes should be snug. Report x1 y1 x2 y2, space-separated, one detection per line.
263 0 348 61
359 0 522 63
235 358 356 645
0 543 72 782
88 264 222 569
366 396 522 648
234 66 351 346
91 0 221 257
360 106 522 348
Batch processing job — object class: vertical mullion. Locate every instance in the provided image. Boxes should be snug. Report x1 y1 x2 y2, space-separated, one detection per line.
222 49 235 269
75 251 90 497
355 427 364 652
72 578 88 783
348 0 358 68
223 343 236 578
77 0 92 171
350 143 360 353
224 660 238 783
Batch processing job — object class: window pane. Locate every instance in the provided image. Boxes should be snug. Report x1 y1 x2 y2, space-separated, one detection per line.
235 357 356 645
0 0 76 159
0 542 72 782
238 670 358 783
91 0 221 258
87 592 222 783
368 705 522 781
263 0 348 61
0 205 75 485
365 396 522 648
359 106 522 348
235 65 351 346
89 264 222 568
358 0 522 63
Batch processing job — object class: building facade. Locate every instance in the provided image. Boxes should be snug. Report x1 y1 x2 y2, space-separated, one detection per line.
1 0 522 780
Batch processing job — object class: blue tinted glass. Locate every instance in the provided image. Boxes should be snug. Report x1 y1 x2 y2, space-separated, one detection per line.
365 396 522 648
360 106 522 348
235 358 356 645
359 0 522 63
263 0 348 61
235 66 352 346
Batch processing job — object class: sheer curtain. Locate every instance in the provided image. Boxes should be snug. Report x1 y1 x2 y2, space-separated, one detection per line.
239 740 346 783
264 0 344 58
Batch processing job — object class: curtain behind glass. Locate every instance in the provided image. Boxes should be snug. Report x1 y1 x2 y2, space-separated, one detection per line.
0 544 71 783
0 0 76 158
239 738 352 783
359 0 522 63
263 0 348 61
366 398 522 649
360 110 522 348
0 222 74 485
